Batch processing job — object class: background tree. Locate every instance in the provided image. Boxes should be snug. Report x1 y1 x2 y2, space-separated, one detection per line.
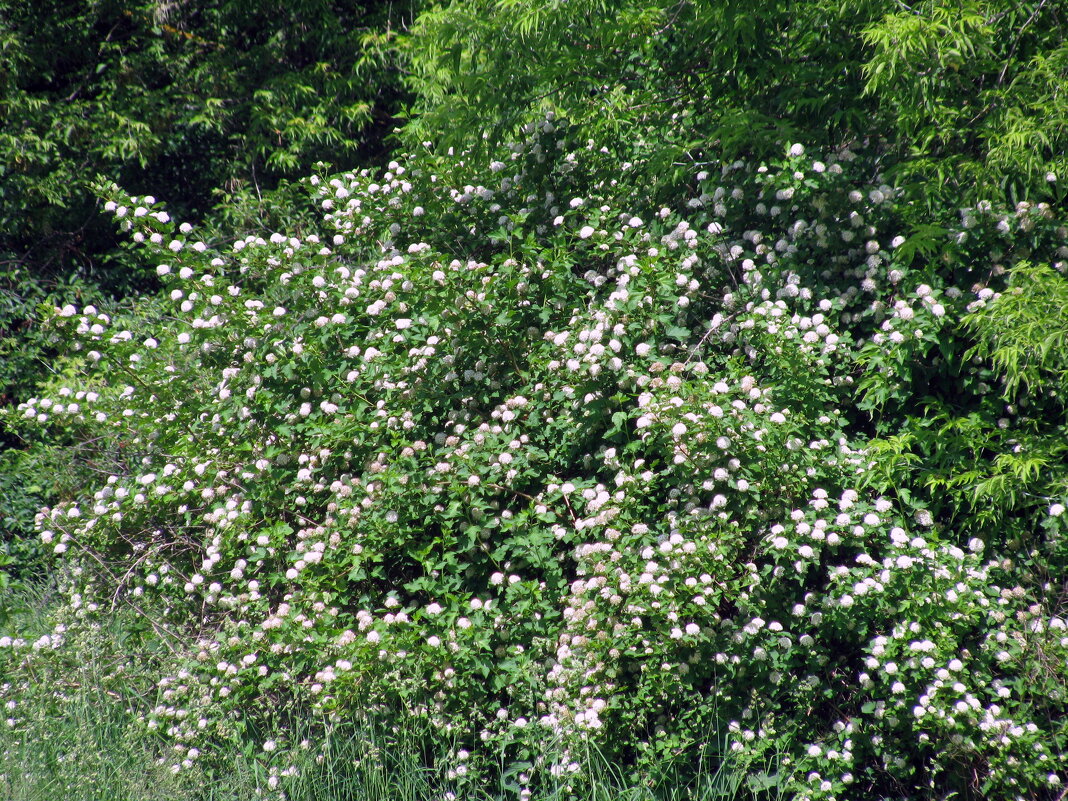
0 0 416 395
405 0 1068 207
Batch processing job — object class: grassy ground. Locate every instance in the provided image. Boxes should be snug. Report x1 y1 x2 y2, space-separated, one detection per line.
0 583 767 801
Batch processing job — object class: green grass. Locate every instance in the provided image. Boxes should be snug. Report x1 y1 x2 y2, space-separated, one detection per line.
0 583 773 801
0 580 180 800
1 708 769 801
0 687 186 801
1 692 772 801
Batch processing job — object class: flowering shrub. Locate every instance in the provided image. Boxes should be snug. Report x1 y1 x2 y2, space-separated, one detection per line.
3 122 1067 799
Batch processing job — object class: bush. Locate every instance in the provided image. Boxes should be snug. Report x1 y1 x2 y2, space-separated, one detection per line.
3 123 1067 799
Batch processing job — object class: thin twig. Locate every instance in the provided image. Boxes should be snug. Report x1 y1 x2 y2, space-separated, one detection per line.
63 534 184 654
486 482 539 504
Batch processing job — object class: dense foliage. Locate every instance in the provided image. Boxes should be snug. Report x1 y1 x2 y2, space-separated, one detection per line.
0 0 415 406
2 2 1068 800
1 0 413 266
0 0 418 581
406 0 1068 208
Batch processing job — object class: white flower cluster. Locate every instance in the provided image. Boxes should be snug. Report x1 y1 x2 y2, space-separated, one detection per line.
6 121 1067 798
